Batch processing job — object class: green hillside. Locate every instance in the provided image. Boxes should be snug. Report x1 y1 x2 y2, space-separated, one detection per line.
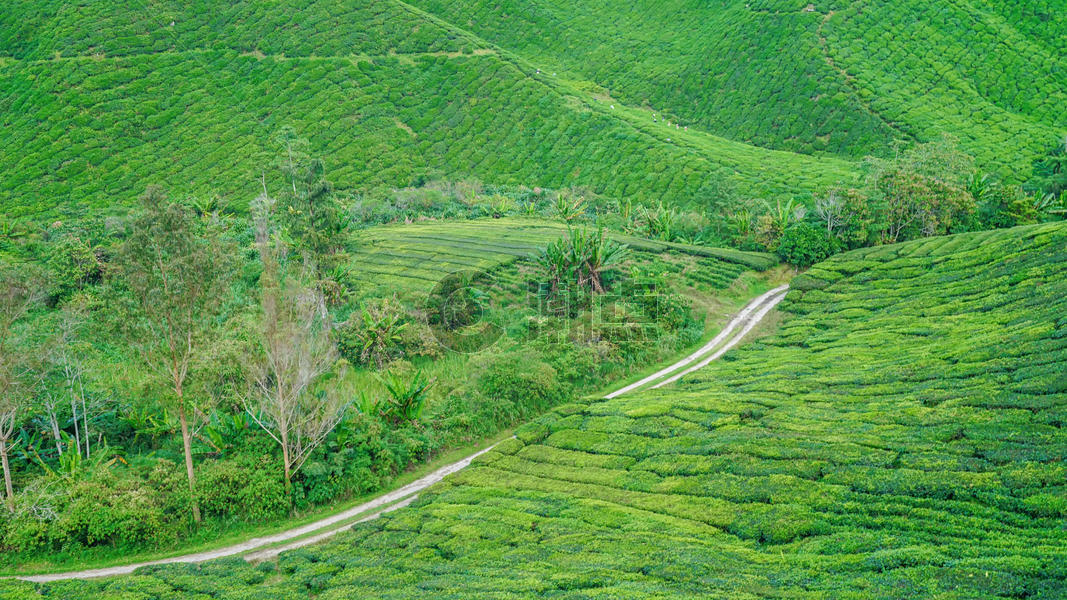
10 222 1064 597
405 0 1065 176
3 0 1060 218
0 0 855 219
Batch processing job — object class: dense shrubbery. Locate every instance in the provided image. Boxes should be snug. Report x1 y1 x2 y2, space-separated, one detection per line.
730 136 1065 267
776 222 838 268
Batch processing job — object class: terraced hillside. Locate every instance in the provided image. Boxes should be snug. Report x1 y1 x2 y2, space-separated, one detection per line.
10 224 1064 598
349 217 775 298
0 0 852 219
406 0 1066 176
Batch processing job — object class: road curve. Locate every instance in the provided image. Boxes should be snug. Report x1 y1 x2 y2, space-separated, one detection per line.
17 285 789 582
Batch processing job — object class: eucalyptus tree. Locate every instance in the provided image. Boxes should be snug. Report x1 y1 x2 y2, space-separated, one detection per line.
113 186 236 523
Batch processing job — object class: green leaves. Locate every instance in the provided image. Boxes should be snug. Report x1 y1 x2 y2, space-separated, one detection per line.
376 369 434 424
534 227 630 296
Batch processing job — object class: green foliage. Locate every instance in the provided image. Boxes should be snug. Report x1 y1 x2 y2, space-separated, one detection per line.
401 0 1062 176
44 234 100 302
0 48 842 219
337 299 410 369
534 227 630 296
269 127 348 272
1027 138 1067 218
473 349 564 423
377 370 434 424
776 222 838 268
197 456 289 522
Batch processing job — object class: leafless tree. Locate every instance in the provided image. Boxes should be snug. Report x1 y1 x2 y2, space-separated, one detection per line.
245 195 348 492
814 189 845 236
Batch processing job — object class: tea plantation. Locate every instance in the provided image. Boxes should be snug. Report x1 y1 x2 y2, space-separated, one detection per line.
404 0 1065 175
7 222 1062 598
349 217 774 298
0 0 855 219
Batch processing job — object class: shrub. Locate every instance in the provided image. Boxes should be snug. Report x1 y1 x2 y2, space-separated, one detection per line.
776 222 838 267
54 472 181 549
197 456 290 521
474 348 565 424
727 503 826 544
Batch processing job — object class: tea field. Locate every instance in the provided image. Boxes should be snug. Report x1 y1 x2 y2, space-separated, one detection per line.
8 222 1063 598
349 217 775 299
405 0 1066 176
0 0 854 219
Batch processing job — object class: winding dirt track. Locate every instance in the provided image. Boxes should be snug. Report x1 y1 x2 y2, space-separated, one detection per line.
17 285 789 582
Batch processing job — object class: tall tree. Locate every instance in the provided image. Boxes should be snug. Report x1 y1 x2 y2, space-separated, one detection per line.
46 302 92 458
864 135 977 243
245 195 347 493
114 187 235 523
270 127 346 273
0 262 43 510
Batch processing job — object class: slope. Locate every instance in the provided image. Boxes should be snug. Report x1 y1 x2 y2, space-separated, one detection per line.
405 0 1066 176
0 0 853 219
8 224 1064 598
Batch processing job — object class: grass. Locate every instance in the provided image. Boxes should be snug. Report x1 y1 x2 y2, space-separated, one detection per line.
12 221 1064 598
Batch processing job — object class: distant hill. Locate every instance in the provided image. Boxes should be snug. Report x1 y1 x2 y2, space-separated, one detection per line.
406 0 1066 175
0 0 848 218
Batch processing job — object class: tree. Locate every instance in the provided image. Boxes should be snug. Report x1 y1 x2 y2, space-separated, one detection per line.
245 195 348 493
814 187 873 249
874 169 974 243
864 136 977 243
44 302 93 459
0 262 43 510
1028 136 1067 200
777 222 838 268
535 228 629 297
344 302 408 369
754 198 806 251
113 187 236 523
269 128 346 274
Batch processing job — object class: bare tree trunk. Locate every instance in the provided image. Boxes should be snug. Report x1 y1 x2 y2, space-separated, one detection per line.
79 379 89 457
177 401 202 523
49 411 63 456
280 426 292 492
70 394 82 458
1 438 12 511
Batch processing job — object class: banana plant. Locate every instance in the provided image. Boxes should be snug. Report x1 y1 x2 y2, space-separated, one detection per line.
357 306 408 369
377 370 435 424
554 192 587 223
